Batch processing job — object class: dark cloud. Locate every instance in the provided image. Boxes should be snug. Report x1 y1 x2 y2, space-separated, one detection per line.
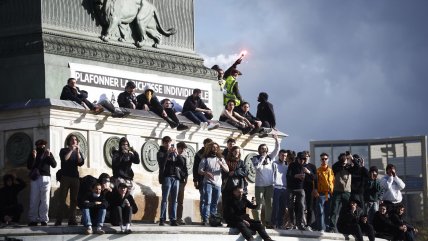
195 0 428 150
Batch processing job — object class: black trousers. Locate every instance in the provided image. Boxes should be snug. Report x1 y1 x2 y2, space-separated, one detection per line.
111 205 132 226
235 220 270 241
339 223 375 241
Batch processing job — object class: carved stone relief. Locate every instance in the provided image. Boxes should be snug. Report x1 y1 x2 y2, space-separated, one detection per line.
103 136 121 168
141 140 160 172
6 132 32 166
244 153 257 183
182 145 195 175
64 132 88 159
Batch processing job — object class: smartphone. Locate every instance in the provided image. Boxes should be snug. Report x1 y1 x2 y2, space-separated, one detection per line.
171 144 174 148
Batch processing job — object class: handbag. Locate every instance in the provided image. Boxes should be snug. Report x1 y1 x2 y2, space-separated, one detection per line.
29 168 41 181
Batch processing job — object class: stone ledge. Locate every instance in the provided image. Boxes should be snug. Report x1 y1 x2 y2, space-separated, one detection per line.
0 223 384 241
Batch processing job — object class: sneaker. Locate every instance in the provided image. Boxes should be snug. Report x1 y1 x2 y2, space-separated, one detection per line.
176 219 185 225
297 225 309 231
201 220 209 226
159 221 165 226
125 229 132 234
200 122 208 129
85 226 93 235
111 111 126 118
40 222 47 226
93 106 104 115
176 124 189 131
96 227 105 235
170 220 178 226
207 122 220 130
54 220 61 226
265 224 274 229
306 226 313 232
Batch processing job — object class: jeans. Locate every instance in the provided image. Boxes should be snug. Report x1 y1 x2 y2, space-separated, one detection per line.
28 175 51 222
271 188 288 227
202 182 221 221
169 179 186 221
183 111 209 125
160 176 179 221
81 208 106 227
252 185 274 225
365 201 378 225
315 194 330 231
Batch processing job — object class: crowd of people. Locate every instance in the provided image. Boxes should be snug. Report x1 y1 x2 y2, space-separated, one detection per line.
0 133 419 241
0 64 419 241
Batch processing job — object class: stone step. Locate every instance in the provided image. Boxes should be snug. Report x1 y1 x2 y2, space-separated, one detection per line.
0 223 386 241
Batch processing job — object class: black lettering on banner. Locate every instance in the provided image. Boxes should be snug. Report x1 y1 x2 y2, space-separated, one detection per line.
74 71 209 102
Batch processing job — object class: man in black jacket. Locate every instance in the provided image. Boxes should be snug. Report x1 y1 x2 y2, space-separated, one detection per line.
157 136 187 226
60 78 103 113
224 187 274 241
136 86 188 130
80 183 108 235
302 151 317 230
286 152 311 231
193 138 213 219
337 199 375 241
256 92 276 129
117 81 138 109
182 89 219 130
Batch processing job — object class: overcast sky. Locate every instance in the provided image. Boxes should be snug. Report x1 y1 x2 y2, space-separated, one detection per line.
194 0 428 151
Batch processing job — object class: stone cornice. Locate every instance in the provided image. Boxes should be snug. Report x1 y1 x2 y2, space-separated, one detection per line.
42 33 217 79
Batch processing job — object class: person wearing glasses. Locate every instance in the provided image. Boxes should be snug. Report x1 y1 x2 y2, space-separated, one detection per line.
286 152 311 231
313 153 334 231
251 135 279 229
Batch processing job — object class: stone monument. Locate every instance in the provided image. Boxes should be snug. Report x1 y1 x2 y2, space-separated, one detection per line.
0 0 286 224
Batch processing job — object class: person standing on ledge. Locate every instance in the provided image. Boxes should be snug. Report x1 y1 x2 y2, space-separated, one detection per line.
182 88 220 130
118 81 138 110
60 78 104 114
27 139 57 226
55 134 85 226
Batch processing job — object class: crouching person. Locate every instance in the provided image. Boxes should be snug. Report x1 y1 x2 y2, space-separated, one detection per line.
224 187 274 241
80 183 108 235
109 183 138 233
337 199 375 241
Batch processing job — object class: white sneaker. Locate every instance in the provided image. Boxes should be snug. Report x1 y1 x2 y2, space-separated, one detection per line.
200 122 208 129
85 226 93 235
207 122 220 130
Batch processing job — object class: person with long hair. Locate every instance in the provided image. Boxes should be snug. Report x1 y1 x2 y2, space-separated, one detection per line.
223 146 248 194
198 142 229 225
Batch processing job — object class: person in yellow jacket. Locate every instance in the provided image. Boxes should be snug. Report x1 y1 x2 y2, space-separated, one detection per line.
223 69 242 107
313 153 334 231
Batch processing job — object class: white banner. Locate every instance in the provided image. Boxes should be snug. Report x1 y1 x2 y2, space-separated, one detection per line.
69 63 212 111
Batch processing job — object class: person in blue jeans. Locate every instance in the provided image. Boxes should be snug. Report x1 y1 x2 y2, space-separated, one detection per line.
198 142 229 225
79 183 107 235
157 136 187 226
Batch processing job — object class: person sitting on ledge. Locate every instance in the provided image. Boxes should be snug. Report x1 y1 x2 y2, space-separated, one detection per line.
79 183 108 235
108 183 138 233
136 85 189 131
97 93 130 118
160 99 189 131
60 78 104 114
118 81 138 110
182 88 220 130
236 101 270 137
219 99 253 135
0 174 25 226
223 187 275 241
256 92 276 136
